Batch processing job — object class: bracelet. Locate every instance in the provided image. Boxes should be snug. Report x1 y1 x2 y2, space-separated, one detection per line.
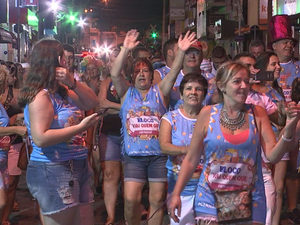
68 78 77 90
282 134 292 142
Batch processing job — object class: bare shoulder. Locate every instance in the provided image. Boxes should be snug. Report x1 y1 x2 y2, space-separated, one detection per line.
196 105 212 131
30 90 52 108
199 105 212 118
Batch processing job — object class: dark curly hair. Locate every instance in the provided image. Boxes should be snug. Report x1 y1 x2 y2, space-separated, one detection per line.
179 73 208 97
18 39 67 108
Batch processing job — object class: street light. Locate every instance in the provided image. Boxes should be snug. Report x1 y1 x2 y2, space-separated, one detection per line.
151 31 157 39
78 18 86 27
67 11 78 25
50 0 59 12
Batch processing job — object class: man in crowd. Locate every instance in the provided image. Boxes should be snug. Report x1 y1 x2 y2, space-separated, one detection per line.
211 46 228 75
63 44 99 95
153 38 178 84
270 15 300 102
132 46 151 59
249 40 265 58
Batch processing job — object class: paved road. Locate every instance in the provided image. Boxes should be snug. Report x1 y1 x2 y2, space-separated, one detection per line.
8 171 170 225
8 171 294 225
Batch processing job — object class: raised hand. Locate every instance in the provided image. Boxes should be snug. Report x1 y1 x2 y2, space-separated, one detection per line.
55 67 74 87
123 29 140 50
177 30 197 52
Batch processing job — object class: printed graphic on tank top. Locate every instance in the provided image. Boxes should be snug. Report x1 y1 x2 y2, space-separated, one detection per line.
194 104 266 224
278 60 300 102
162 109 204 196
24 91 87 162
120 85 166 156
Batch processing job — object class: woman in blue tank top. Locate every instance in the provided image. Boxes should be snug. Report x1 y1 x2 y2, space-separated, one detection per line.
160 73 208 225
110 29 198 225
168 61 300 225
252 52 289 225
18 39 99 225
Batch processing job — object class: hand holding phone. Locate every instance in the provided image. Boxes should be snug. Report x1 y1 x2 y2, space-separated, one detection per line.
254 71 274 81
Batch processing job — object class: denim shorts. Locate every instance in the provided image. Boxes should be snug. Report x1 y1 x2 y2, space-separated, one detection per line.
26 159 94 215
124 155 167 183
99 133 122 161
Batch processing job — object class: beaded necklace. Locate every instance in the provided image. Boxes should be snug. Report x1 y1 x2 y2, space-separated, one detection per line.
219 107 246 131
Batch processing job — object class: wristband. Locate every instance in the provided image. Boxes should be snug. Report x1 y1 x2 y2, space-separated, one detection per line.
282 134 292 142
68 78 77 90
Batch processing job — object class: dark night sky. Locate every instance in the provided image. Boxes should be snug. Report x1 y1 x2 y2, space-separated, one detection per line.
69 0 163 32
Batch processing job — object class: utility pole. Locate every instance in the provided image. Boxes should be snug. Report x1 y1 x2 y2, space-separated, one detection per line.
267 0 273 47
162 0 166 47
38 0 43 40
17 0 20 62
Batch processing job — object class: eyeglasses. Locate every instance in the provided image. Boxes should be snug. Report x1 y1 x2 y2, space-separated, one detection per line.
185 50 201 56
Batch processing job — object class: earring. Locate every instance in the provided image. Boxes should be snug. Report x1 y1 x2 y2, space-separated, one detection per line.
222 90 226 94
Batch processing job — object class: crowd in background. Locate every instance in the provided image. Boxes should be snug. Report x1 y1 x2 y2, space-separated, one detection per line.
0 14 300 225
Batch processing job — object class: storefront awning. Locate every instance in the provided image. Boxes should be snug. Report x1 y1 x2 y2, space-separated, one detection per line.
0 28 17 44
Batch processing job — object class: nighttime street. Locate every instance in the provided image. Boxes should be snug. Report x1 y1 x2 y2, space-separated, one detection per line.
1 0 300 225
9 172 171 225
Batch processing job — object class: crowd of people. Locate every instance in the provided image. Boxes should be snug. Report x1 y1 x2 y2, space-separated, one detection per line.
0 14 300 225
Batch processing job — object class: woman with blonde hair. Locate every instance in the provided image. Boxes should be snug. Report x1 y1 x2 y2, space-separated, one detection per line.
0 65 26 223
169 61 300 225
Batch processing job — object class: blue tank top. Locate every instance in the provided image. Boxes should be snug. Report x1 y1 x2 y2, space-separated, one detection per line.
265 84 285 104
202 72 216 106
278 60 300 102
0 103 9 160
155 66 183 110
155 65 170 80
162 109 204 196
194 104 266 224
24 91 87 162
265 84 285 134
120 85 166 156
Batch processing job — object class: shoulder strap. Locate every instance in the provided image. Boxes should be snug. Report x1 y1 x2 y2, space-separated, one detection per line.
251 104 260 178
4 86 13 110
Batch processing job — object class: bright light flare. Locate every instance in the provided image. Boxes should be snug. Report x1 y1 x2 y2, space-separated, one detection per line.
78 18 86 27
95 47 101 53
50 0 59 12
102 45 112 55
94 45 112 55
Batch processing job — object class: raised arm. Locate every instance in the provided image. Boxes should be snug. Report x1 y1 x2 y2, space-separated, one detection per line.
111 29 140 98
159 119 187 156
158 31 196 98
168 106 211 222
56 67 99 111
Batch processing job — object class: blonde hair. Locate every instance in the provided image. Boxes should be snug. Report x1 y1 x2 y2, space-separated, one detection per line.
216 61 250 102
0 65 9 83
